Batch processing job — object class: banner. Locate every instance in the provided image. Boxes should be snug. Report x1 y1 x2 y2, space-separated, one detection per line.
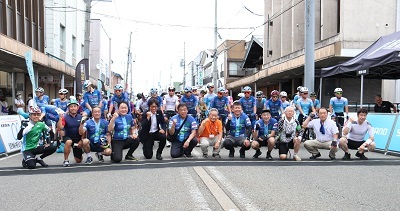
387 116 400 152
0 138 5 154
0 115 22 153
364 114 397 150
75 59 89 94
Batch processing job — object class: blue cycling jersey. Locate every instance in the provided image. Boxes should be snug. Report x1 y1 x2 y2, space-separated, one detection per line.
282 101 291 110
110 92 129 107
296 98 313 115
180 95 198 114
83 90 102 107
226 112 251 137
35 95 49 108
312 99 321 109
204 93 217 108
54 98 68 112
43 105 60 122
83 118 109 144
254 118 278 137
101 100 108 118
266 99 283 116
112 114 135 140
210 96 229 114
168 115 198 142
329 97 348 113
239 96 256 115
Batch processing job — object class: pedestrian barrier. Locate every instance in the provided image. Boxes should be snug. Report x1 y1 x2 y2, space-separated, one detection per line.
363 113 398 151
0 115 23 155
387 115 400 153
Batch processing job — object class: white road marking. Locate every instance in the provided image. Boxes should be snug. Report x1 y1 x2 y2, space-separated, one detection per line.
0 153 20 160
180 168 211 211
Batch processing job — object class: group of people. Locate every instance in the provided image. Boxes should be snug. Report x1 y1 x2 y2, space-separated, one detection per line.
18 80 387 169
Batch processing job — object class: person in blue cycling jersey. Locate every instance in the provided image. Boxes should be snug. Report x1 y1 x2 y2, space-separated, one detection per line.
252 109 277 160
107 84 129 119
19 106 57 169
239 86 257 128
266 90 284 121
33 87 50 121
149 87 164 112
329 87 349 126
210 87 231 124
54 89 69 112
223 101 252 158
108 102 140 162
168 103 198 158
293 86 302 115
296 87 315 126
82 80 102 117
280 91 291 110
79 106 111 162
180 86 198 117
255 91 267 118
310 92 320 111
203 83 217 111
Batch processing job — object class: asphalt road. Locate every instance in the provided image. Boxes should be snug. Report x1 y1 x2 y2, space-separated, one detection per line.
0 143 399 211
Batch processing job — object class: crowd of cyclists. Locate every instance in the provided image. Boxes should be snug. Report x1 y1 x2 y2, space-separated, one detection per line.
18 80 377 169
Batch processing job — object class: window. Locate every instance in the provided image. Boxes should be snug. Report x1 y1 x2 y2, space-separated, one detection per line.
60 25 65 50
16 0 22 13
228 62 245 76
24 0 30 19
72 35 76 57
81 44 85 58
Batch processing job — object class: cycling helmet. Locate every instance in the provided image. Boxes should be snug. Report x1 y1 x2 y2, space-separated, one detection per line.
297 86 303 92
242 86 252 92
150 87 158 95
310 92 317 97
35 87 44 93
114 84 124 90
256 91 263 97
280 91 288 97
217 87 226 93
67 96 79 106
238 93 245 98
200 90 206 94
334 87 343 93
184 86 192 93
83 80 92 88
58 88 68 94
143 94 149 98
271 90 280 96
206 83 214 89
168 86 175 91
300 87 309 93
29 106 42 114
192 86 198 91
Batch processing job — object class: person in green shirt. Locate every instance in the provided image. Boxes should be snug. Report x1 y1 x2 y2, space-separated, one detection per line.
20 106 57 169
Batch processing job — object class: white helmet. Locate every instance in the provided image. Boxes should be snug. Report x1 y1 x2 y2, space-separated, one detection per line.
242 86 252 92
35 87 44 93
58 88 68 94
334 88 343 93
300 87 309 93
280 91 287 97
83 80 92 88
206 83 214 89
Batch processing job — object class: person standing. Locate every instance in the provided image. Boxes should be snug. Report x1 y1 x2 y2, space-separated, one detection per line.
0 96 8 116
15 93 25 113
266 90 284 121
82 80 102 117
107 84 130 119
329 87 349 126
239 86 257 128
54 89 69 112
374 95 397 113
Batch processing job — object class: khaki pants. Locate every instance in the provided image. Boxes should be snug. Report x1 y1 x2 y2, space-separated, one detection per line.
304 139 338 157
200 137 221 155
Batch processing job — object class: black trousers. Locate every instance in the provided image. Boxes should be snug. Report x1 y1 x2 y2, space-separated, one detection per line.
142 132 166 159
170 138 197 158
111 137 140 163
23 145 57 169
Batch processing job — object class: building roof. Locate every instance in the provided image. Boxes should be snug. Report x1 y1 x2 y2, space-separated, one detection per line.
242 35 263 68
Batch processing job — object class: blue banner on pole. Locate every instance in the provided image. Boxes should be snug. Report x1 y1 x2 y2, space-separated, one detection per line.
364 114 397 150
387 116 400 152
25 50 36 90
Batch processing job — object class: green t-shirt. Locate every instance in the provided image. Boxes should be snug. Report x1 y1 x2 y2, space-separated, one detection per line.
23 122 50 151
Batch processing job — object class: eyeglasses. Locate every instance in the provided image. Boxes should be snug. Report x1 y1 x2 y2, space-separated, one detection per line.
320 122 325 135
335 92 342 94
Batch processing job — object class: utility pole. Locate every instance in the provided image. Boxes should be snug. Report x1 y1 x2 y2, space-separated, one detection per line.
212 0 218 93
84 0 91 80
125 32 132 93
182 42 186 89
304 0 315 92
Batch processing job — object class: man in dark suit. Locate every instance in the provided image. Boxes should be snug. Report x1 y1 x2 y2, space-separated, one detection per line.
139 98 166 160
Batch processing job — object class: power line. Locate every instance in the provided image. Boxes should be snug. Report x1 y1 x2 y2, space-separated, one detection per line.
243 5 263 16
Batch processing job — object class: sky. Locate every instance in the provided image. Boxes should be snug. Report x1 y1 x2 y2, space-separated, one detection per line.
91 0 264 94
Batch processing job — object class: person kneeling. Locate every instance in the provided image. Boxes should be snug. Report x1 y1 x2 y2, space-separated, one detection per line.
339 108 375 160
198 108 223 158
252 109 277 160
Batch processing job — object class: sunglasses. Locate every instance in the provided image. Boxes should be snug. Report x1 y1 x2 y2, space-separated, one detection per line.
256 97 262 98
218 92 223 95
272 96 278 98
244 92 251 94
209 87 214 89
335 92 342 94
302 93 308 95
115 90 121 92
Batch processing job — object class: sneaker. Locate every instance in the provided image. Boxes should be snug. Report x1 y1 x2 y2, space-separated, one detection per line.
63 160 70 167
239 148 245 158
203 154 208 158
266 151 273 160
309 152 321 160
166 141 171 148
96 153 104 162
212 153 221 158
36 158 49 167
85 156 93 164
329 155 336 160
355 151 368 160
229 149 235 158
293 155 302 161
252 150 262 159
156 153 163 160
196 143 200 147
184 153 193 158
22 159 27 168
125 155 139 161
342 152 351 160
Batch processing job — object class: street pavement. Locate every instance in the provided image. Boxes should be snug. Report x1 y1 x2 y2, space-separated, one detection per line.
0 143 399 211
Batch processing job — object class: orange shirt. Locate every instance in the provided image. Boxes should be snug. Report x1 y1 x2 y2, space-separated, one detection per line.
199 119 223 138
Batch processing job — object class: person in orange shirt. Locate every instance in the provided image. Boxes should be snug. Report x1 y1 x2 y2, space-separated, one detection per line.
198 108 223 158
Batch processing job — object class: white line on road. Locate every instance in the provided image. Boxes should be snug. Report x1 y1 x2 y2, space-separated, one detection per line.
0 153 20 160
194 166 239 211
207 166 261 211
180 168 211 211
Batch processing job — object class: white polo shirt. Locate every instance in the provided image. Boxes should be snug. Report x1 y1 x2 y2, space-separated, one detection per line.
307 119 339 142
345 120 374 142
